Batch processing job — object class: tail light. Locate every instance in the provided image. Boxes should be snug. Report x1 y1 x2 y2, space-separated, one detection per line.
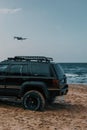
52 79 59 86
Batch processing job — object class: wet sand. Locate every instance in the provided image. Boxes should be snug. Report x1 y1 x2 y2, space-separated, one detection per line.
0 84 87 130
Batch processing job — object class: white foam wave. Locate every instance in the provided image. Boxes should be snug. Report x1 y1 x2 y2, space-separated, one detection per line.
66 73 79 77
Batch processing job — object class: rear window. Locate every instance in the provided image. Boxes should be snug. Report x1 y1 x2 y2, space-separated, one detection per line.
55 64 65 79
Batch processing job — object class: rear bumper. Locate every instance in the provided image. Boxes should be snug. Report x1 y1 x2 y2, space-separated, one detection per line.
48 84 68 97
59 84 68 96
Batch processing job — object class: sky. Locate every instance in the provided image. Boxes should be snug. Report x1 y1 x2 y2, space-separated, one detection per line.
0 0 87 62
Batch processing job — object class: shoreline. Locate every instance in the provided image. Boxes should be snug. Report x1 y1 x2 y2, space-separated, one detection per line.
68 83 87 86
0 84 87 130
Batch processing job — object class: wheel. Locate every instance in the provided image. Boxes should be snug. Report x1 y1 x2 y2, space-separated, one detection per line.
22 90 45 111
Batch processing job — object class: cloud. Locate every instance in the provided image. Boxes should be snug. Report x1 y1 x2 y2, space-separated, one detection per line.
0 8 22 14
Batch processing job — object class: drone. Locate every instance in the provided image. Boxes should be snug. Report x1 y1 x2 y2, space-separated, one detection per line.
14 36 28 41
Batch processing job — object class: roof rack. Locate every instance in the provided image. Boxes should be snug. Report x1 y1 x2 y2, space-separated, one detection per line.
8 56 53 62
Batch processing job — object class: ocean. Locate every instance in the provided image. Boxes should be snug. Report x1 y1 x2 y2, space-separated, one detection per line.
60 63 87 84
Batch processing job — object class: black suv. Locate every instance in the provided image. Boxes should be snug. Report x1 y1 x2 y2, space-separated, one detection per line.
0 56 68 111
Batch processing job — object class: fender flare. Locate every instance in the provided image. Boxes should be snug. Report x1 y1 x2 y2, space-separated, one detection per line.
20 81 49 98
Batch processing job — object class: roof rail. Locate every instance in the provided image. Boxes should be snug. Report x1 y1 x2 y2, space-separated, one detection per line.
8 56 53 62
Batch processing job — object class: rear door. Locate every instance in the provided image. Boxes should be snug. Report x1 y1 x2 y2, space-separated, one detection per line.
5 64 23 96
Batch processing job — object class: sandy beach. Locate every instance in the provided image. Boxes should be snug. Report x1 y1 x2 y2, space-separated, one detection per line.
0 84 87 130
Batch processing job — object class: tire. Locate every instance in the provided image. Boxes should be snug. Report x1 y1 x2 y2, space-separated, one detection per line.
22 90 45 111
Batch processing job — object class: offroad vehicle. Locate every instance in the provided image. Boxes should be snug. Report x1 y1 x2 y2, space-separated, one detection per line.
0 56 68 111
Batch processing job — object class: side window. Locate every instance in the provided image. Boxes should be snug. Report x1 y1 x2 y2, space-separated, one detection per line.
31 63 51 77
22 65 28 76
0 64 8 75
9 64 22 76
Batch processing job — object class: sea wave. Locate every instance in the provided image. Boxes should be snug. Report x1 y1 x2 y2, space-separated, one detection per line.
61 63 87 84
65 73 79 78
